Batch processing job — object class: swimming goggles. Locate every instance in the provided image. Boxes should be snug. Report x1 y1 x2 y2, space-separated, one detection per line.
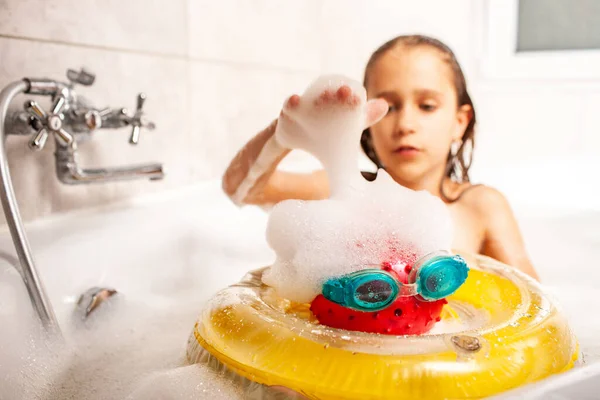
321 251 469 312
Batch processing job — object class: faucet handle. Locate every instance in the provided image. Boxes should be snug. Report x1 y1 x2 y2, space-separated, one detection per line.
67 68 95 86
25 96 74 150
128 93 156 145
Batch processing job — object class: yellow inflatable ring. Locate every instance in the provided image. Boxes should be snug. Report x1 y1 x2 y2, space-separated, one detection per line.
187 253 579 399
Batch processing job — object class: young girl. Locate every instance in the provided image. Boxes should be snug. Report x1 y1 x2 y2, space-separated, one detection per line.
222 35 539 280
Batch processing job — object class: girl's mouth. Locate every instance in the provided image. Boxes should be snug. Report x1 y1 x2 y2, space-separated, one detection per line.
393 146 420 157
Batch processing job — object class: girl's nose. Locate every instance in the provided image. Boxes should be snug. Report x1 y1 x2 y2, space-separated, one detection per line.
394 106 418 137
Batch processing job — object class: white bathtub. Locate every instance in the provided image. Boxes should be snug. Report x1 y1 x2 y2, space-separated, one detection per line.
0 181 274 399
0 179 598 399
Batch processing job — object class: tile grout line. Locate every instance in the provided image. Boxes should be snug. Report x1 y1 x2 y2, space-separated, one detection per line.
0 33 186 60
0 33 320 76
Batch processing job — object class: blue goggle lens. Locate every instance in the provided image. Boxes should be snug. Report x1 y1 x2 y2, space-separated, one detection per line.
323 270 398 312
417 255 469 301
354 279 395 307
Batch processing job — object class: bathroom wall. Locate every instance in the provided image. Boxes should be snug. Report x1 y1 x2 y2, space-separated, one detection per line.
0 0 314 223
0 0 598 225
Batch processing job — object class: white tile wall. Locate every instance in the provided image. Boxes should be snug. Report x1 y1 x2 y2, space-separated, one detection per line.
188 0 322 71
473 85 584 167
0 0 598 225
0 0 188 55
581 92 600 154
468 82 596 211
318 0 475 81
189 62 314 179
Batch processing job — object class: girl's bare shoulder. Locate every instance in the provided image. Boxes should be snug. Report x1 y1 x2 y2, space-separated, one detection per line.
453 183 514 219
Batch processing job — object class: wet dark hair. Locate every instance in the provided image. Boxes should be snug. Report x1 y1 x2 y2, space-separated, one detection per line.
360 34 476 202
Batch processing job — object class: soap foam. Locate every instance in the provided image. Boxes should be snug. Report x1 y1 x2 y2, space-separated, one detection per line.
126 365 244 400
0 275 245 400
263 75 453 303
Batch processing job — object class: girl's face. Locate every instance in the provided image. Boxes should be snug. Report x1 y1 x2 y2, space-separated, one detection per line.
366 46 471 187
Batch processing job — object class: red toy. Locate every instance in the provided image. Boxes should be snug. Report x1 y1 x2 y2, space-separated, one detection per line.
310 261 447 335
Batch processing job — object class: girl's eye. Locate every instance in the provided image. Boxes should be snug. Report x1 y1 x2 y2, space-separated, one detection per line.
387 104 398 114
420 103 437 112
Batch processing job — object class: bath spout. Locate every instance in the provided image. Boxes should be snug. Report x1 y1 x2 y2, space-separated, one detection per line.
57 163 164 184
56 153 164 184
54 141 164 184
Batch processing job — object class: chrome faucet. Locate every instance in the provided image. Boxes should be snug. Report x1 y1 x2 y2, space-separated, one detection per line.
0 68 165 336
8 67 164 183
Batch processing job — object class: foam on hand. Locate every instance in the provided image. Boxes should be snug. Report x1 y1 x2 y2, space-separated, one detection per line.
262 75 453 304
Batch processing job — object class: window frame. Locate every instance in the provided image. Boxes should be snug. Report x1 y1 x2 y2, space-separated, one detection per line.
482 0 600 80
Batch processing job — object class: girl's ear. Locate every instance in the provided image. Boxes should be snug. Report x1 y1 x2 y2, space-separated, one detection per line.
454 104 472 141
365 99 389 129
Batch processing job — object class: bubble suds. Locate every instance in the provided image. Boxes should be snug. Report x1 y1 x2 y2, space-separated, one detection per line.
0 282 245 400
126 365 244 400
263 75 453 303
